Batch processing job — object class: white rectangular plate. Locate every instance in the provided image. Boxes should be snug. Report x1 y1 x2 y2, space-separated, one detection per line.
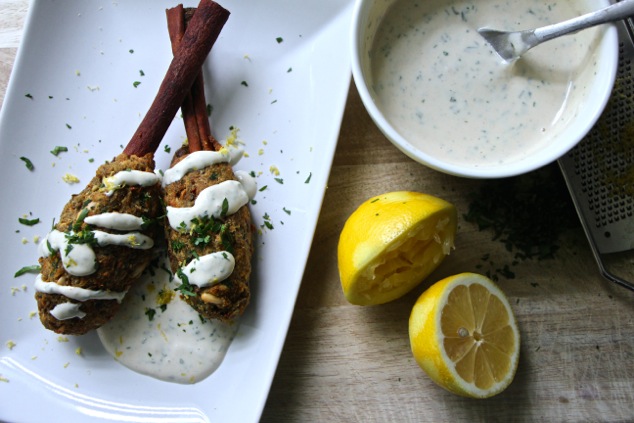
0 1 352 421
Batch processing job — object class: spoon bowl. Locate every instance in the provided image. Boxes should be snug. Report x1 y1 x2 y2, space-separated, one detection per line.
479 0 634 61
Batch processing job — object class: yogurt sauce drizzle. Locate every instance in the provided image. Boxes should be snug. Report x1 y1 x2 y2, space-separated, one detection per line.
103 170 160 196
369 0 601 167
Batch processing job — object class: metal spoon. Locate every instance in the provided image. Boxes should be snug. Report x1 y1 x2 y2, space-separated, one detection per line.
478 0 634 62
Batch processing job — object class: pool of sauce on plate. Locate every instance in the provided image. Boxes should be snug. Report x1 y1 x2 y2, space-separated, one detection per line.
97 254 238 385
369 0 601 168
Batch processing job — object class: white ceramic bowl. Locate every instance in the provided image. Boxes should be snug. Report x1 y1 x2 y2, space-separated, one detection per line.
351 0 618 178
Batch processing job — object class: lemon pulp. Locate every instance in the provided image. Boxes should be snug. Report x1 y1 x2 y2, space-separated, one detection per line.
338 191 456 305
409 273 520 398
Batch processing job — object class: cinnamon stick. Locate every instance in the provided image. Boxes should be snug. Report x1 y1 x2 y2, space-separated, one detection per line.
166 6 220 152
123 0 229 156
166 5 203 152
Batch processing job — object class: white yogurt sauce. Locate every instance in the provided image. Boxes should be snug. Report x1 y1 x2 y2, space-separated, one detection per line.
97 255 238 384
84 212 145 231
369 0 601 167
34 274 127 302
174 251 236 288
162 150 230 186
50 302 87 320
38 229 153 276
103 170 160 196
166 180 250 230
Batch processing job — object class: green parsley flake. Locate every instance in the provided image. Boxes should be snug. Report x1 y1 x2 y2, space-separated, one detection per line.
276 37 284 43
133 81 141 88
14 265 41 277
50 146 68 156
18 217 39 226
25 93 33 99
241 81 249 87
20 157 34 171
304 172 312 184
145 308 156 321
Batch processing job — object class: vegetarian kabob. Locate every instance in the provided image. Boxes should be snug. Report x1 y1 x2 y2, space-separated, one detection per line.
162 5 256 322
35 0 230 335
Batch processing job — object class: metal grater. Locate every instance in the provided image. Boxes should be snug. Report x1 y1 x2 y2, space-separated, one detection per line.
559 18 634 291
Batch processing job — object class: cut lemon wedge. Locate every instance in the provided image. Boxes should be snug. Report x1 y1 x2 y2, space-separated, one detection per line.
337 191 457 305
409 272 520 398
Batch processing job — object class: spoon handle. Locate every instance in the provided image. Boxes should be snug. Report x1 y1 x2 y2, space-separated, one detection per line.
535 0 634 43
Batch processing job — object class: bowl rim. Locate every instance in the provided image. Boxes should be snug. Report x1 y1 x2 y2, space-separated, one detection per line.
350 0 619 179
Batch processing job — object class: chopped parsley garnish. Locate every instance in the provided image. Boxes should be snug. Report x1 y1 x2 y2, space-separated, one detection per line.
220 198 229 218
171 239 185 252
276 36 284 43
18 217 39 226
274 178 284 184
65 229 97 255
133 81 141 88
304 172 312 184
175 268 195 297
25 93 33 99
20 157 34 171
50 146 68 156
66 123 72 129
73 208 89 232
283 207 291 215
144 308 156 321
139 69 145 76
140 216 154 230
14 265 41 277
287 67 293 73
241 81 249 87
259 185 268 192
164 145 171 153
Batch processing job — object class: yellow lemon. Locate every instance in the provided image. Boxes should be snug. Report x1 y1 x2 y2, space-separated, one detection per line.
338 191 457 305
409 272 520 398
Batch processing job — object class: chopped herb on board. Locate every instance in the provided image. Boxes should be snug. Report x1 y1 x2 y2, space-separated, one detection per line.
464 164 579 262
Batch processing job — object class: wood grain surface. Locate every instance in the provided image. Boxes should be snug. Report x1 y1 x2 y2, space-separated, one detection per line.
2 2 634 422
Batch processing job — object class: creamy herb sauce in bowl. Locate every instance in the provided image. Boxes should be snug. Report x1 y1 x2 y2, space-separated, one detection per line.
351 0 618 178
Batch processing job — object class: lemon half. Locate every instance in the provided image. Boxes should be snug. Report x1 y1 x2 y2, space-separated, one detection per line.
338 191 457 305
409 272 520 398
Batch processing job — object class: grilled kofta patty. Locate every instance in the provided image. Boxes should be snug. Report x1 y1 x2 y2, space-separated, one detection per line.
36 153 163 335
